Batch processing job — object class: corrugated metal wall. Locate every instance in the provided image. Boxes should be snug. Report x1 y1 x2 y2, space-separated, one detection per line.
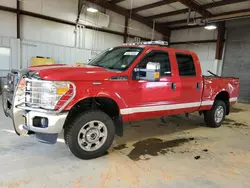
0 36 20 77
170 27 218 75
170 43 217 75
21 40 92 68
222 19 250 103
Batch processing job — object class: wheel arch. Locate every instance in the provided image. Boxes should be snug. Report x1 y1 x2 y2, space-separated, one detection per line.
214 91 230 115
64 96 124 137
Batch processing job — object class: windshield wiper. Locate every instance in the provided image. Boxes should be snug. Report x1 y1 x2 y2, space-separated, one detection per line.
91 64 112 69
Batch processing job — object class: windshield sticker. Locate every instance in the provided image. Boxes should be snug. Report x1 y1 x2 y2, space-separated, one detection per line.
124 51 139 56
121 65 126 68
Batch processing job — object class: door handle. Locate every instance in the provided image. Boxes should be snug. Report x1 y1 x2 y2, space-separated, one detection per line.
197 82 201 90
172 83 176 91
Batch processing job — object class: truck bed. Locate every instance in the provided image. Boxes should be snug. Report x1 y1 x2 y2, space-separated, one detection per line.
202 76 239 103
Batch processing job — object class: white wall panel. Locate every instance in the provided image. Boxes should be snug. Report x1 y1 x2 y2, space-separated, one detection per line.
171 27 217 42
0 11 17 38
21 40 92 68
0 0 16 8
128 20 163 40
0 36 20 77
171 43 217 75
21 16 76 47
84 29 123 52
20 0 78 22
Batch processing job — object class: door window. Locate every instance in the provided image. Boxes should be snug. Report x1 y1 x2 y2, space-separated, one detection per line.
137 51 171 77
176 53 196 76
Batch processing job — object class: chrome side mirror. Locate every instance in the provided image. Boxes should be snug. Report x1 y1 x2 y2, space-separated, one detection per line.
134 62 161 81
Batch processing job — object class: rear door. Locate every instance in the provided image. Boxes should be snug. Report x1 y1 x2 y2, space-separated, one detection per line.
174 52 203 112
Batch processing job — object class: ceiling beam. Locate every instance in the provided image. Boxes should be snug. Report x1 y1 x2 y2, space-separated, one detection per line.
170 24 204 30
170 39 217 45
147 8 188 20
204 0 250 9
212 8 250 17
132 0 177 13
177 0 212 18
111 0 126 4
163 18 199 26
168 8 250 30
86 0 170 36
146 0 250 20
0 5 153 41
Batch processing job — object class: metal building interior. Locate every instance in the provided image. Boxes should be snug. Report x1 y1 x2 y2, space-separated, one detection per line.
0 0 250 187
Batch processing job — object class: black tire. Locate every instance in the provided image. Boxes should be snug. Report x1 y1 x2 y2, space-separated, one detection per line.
2 91 8 117
64 110 115 159
204 100 226 128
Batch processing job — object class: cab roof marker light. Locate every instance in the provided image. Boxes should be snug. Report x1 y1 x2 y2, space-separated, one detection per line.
123 40 169 46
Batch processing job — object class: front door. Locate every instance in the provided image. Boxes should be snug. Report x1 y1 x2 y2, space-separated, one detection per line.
124 50 180 121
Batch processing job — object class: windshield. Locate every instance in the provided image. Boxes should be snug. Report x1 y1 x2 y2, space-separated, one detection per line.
88 47 143 71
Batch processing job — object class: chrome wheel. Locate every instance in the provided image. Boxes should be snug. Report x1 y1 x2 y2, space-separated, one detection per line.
77 120 108 151
215 106 224 123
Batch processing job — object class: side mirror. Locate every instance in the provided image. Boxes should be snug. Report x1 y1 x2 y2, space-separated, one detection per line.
134 62 161 81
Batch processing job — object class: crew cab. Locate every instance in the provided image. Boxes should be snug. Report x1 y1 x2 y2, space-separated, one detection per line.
2 41 239 159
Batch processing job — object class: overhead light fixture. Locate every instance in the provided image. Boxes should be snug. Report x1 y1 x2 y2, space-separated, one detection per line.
204 24 217 30
87 7 98 13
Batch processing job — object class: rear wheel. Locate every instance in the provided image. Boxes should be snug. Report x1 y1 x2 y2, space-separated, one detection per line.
204 100 226 128
64 110 115 159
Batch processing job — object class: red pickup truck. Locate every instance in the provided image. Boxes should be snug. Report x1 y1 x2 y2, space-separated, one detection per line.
2 41 239 159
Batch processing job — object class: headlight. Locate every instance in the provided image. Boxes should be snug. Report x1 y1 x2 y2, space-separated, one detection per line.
40 82 71 110
25 79 75 111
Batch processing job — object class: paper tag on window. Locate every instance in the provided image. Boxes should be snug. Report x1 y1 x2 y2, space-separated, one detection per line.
124 52 139 56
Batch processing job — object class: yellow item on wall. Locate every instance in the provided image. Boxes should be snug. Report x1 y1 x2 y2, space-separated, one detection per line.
31 57 55 66
76 62 86 66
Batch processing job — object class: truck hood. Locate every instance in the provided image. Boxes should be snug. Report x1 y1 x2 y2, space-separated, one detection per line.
28 64 121 81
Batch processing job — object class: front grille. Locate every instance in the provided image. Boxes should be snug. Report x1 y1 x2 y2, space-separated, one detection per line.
25 80 41 108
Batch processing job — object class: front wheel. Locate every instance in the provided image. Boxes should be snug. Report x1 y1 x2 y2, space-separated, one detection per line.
64 110 115 159
204 100 226 128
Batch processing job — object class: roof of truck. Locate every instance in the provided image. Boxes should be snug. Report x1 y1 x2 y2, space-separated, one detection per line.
121 40 195 55
122 41 169 48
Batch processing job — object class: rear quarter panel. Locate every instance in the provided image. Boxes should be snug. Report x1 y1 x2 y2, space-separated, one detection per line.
200 76 239 110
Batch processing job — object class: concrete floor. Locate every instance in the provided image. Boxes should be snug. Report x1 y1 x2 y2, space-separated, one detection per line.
0 102 250 188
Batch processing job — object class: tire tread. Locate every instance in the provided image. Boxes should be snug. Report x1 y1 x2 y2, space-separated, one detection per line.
204 100 226 128
64 110 115 159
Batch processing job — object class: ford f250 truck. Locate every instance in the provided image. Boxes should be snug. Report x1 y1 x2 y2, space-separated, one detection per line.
2 41 239 159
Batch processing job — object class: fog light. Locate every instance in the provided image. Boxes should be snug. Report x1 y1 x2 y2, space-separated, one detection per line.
41 117 48 128
33 117 48 128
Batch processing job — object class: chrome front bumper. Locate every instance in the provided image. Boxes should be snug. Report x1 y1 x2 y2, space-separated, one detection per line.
2 77 68 136
24 111 68 134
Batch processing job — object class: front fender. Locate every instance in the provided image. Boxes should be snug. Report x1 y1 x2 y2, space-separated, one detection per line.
64 90 128 112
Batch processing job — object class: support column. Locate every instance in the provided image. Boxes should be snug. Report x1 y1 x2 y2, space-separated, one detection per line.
216 21 225 60
17 0 20 39
123 17 129 43
215 21 226 75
